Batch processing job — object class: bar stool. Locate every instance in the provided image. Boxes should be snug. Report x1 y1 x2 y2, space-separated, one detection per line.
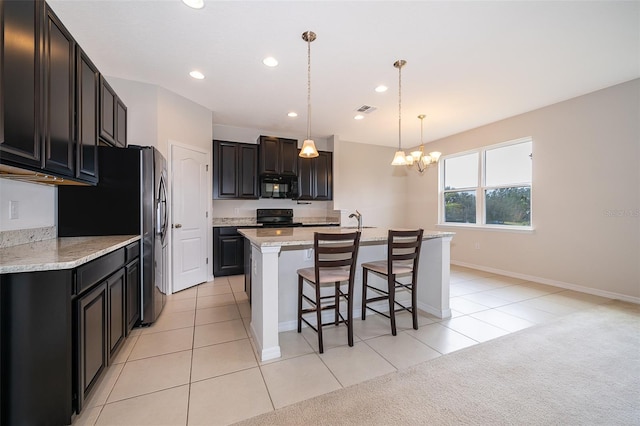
297 231 361 353
361 229 424 336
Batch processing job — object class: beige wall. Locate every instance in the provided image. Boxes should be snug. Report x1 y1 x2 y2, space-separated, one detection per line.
405 79 640 300
0 179 56 231
333 139 408 228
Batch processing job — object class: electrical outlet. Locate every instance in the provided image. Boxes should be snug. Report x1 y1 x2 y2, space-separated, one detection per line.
304 248 313 260
9 200 19 220
234 208 240 215
474 242 480 250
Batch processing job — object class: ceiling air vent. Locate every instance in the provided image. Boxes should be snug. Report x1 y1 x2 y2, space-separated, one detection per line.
355 105 377 114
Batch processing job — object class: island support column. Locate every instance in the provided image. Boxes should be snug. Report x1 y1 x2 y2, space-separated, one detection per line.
417 236 453 318
249 243 282 361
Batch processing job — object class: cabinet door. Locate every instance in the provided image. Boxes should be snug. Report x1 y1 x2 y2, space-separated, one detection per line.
213 140 238 198
1 0 43 169
77 281 107 412
42 5 75 177
297 153 314 200
213 227 245 276
258 136 279 175
125 259 140 334
107 269 125 361
115 98 127 147
99 76 116 145
279 138 298 176
238 144 258 199
314 151 333 200
76 48 99 183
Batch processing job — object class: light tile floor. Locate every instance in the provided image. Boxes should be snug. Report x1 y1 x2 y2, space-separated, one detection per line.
72 266 613 425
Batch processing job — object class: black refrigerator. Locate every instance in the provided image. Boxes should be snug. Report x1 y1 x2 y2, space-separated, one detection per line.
58 145 168 325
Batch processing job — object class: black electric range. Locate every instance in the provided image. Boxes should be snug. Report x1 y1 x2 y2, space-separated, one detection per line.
256 208 303 228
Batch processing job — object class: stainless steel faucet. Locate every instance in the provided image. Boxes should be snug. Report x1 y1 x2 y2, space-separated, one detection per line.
348 210 362 230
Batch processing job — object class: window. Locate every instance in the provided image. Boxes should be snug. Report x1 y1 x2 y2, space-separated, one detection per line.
441 138 532 228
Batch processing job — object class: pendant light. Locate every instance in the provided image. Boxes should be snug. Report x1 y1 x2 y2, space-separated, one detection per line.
391 60 408 165
299 31 319 158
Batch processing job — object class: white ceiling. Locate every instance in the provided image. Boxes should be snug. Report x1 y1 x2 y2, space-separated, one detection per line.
48 0 639 148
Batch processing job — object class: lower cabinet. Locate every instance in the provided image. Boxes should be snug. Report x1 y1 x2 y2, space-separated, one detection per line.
0 241 141 423
76 281 108 413
107 268 126 361
213 227 246 276
125 257 140 334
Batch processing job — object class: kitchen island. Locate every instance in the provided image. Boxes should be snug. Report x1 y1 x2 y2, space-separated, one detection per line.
239 227 454 361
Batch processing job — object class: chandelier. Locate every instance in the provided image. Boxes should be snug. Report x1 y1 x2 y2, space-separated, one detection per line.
406 114 441 173
299 31 319 158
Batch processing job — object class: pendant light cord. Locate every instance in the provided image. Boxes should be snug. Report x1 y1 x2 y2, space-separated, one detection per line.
307 34 312 141
398 62 402 151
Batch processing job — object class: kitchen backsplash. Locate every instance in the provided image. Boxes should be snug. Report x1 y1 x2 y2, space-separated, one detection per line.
0 226 56 249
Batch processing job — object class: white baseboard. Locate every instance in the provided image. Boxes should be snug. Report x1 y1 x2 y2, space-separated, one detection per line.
451 260 640 305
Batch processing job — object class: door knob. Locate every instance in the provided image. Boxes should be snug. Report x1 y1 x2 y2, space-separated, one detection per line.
173 223 182 229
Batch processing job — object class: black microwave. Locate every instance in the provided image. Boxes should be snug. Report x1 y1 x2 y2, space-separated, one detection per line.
260 176 298 199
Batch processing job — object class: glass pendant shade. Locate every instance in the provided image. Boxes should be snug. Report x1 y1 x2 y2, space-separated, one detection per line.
300 139 319 158
391 150 408 165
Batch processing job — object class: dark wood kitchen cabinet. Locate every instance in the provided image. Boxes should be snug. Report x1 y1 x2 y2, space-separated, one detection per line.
213 140 259 199
125 255 140 334
214 227 247 276
0 269 73 425
107 268 126 360
297 150 333 200
42 3 76 178
76 279 108 413
0 0 113 184
0 0 44 169
76 47 100 183
99 76 127 147
258 135 298 176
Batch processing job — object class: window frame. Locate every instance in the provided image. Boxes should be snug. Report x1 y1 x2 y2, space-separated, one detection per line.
438 136 533 231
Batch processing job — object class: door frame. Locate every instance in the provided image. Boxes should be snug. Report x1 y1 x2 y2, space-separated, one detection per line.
167 140 212 294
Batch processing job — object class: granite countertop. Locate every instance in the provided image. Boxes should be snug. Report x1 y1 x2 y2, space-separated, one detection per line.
239 226 454 248
0 235 140 274
212 217 340 227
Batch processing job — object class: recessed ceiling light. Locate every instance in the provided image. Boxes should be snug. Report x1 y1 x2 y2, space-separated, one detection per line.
354 114 365 120
189 70 205 80
263 57 278 67
287 112 298 118
375 85 388 93
182 0 204 9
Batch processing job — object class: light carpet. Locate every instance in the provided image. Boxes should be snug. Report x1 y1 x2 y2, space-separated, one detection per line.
237 301 640 425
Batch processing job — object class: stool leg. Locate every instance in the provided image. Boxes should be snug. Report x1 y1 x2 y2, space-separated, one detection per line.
334 281 340 326
297 275 303 333
347 279 354 347
389 274 397 336
361 268 368 320
315 281 324 354
411 279 418 330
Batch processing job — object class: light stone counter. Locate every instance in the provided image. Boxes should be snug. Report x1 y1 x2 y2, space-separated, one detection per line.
240 226 453 248
239 226 454 361
0 235 140 274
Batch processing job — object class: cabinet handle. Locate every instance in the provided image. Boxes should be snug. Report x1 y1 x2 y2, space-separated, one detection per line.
173 224 182 229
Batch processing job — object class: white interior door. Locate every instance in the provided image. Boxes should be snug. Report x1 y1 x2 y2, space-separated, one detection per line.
171 144 208 293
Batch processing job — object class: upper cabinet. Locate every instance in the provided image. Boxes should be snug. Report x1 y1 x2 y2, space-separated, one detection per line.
297 150 333 200
0 0 126 184
99 77 127 148
76 47 100 183
213 140 259 200
258 135 298 176
42 4 76 178
0 0 44 170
